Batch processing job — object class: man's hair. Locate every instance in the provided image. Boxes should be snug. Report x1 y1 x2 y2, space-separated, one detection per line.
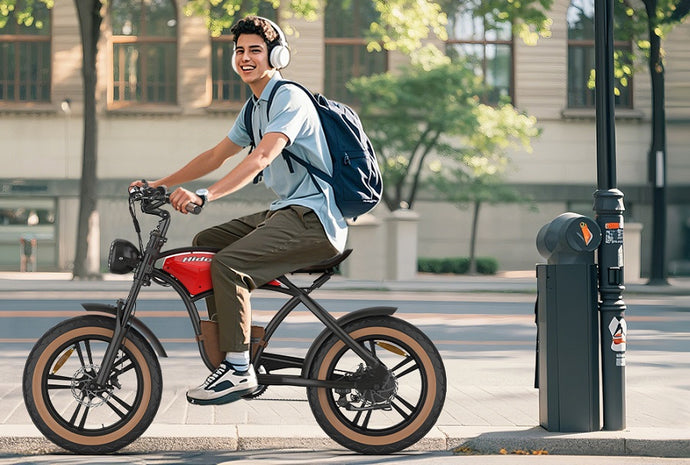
230 15 280 49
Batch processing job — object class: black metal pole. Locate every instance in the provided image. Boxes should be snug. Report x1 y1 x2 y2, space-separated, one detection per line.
593 0 626 431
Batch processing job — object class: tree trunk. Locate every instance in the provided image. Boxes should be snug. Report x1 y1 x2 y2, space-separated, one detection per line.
72 0 102 279
644 0 668 284
468 200 481 274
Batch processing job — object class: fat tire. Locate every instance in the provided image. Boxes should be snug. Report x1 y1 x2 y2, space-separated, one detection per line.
22 315 162 454
306 316 446 454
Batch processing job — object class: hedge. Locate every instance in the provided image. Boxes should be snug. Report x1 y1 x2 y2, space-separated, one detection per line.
417 257 498 275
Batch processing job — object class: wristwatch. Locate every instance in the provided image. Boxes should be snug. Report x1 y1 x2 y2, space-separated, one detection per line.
195 188 209 206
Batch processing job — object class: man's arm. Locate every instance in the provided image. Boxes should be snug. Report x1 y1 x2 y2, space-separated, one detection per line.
207 132 289 199
168 132 289 213
151 136 242 189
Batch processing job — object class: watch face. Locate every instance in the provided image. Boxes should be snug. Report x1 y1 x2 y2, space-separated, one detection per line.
196 189 208 197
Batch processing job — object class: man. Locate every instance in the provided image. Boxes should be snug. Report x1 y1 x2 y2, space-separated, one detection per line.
132 16 347 405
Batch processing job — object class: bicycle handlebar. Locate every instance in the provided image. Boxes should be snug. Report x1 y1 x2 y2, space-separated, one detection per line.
128 184 203 215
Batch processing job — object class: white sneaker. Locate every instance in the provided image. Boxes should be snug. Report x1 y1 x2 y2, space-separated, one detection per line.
186 361 258 405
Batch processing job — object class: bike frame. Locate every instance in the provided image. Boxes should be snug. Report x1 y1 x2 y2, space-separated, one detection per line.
94 198 395 392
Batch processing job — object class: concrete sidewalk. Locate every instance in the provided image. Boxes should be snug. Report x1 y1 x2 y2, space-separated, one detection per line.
1 272 689 458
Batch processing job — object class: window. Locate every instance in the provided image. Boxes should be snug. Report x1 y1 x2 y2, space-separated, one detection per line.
445 6 513 105
211 6 277 103
0 1 51 103
567 0 632 108
110 0 177 106
324 0 387 104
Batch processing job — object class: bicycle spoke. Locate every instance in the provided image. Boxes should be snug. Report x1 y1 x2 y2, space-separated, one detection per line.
112 360 135 378
104 393 132 419
68 394 91 430
390 355 413 373
46 373 73 390
78 405 91 430
395 393 416 412
391 356 420 379
367 340 377 356
390 401 413 420
357 409 372 429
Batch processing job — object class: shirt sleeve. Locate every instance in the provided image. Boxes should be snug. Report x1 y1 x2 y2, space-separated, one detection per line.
227 101 253 148
264 85 314 146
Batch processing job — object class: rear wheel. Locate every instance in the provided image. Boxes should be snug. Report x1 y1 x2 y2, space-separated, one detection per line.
22 315 162 454
307 316 446 454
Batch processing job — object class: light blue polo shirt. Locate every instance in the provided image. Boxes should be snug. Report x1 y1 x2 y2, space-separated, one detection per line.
228 73 348 252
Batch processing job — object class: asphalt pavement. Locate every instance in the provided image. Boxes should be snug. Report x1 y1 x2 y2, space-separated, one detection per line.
0 271 689 460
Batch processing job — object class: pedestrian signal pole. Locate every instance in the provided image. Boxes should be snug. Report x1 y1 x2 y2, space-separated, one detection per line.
593 0 627 431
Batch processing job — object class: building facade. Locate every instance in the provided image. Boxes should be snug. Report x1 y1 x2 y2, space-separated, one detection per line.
1 0 689 276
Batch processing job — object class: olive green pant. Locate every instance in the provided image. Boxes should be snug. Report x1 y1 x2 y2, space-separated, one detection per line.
193 206 339 352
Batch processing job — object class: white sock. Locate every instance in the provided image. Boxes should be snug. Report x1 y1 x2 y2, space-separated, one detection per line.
225 351 250 372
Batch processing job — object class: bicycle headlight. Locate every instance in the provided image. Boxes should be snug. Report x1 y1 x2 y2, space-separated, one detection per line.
108 239 141 274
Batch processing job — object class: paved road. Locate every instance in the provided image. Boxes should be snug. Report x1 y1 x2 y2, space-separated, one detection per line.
1 449 690 465
1 284 689 461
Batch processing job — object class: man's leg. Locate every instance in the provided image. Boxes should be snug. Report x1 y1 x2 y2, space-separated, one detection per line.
192 210 270 326
187 206 338 405
210 206 338 352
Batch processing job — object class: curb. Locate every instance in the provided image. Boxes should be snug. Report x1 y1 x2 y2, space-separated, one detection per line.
1 425 689 458
445 426 690 458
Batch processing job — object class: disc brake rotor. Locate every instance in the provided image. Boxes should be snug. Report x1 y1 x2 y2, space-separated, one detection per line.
70 364 113 408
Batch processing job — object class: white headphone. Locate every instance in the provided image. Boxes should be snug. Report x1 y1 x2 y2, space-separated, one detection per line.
232 17 290 74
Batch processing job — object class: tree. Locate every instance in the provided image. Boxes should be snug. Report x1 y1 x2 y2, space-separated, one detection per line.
348 62 490 211
583 0 690 283
71 0 102 279
429 104 539 273
1 0 447 278
1 0 102 278
633 0 690 284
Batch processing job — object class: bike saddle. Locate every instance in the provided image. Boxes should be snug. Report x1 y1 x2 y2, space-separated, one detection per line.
293 248 352 274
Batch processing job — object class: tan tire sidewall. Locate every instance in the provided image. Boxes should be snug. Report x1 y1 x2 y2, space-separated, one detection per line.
316 326 438 447
30 326 153 447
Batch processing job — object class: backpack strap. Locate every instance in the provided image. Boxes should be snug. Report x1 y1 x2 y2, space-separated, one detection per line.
249 82 298 184
265 80 333 186
243 98 266 184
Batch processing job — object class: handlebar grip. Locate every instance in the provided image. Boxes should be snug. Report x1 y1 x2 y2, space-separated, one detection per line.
186 202 203 215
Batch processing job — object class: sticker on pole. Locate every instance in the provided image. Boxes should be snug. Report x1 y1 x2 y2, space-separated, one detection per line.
604 222 624 245
609 316 627 355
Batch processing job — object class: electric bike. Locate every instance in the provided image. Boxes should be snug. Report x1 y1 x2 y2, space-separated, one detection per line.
22 185 446 455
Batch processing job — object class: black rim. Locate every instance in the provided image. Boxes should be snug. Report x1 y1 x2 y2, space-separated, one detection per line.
323 333 429 436
40 333 145 435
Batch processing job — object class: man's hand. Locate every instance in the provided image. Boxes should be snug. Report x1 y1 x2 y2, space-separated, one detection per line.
129 179 160 191
169 187 203 214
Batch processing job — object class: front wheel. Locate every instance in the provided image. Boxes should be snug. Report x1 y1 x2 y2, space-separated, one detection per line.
307 316 446 454
22 315 162 454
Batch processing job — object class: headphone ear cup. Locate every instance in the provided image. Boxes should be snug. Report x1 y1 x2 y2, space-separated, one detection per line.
231 49 239 74
269 45 290 69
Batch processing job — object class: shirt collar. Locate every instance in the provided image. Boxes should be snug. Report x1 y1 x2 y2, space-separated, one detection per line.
253 71 284 104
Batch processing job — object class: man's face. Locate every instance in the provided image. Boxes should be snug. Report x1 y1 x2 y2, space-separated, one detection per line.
234 33 273 84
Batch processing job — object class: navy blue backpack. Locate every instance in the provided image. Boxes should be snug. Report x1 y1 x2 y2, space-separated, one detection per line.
244 80 383 219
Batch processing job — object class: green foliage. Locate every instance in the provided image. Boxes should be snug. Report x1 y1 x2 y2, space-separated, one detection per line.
183 0 448 55
348 61 486 210
418 257 470 274
428 103 539 205
439 0 554 45
418 257 498 275
476 257 498 275
581 0 690 94
0 0 52 30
